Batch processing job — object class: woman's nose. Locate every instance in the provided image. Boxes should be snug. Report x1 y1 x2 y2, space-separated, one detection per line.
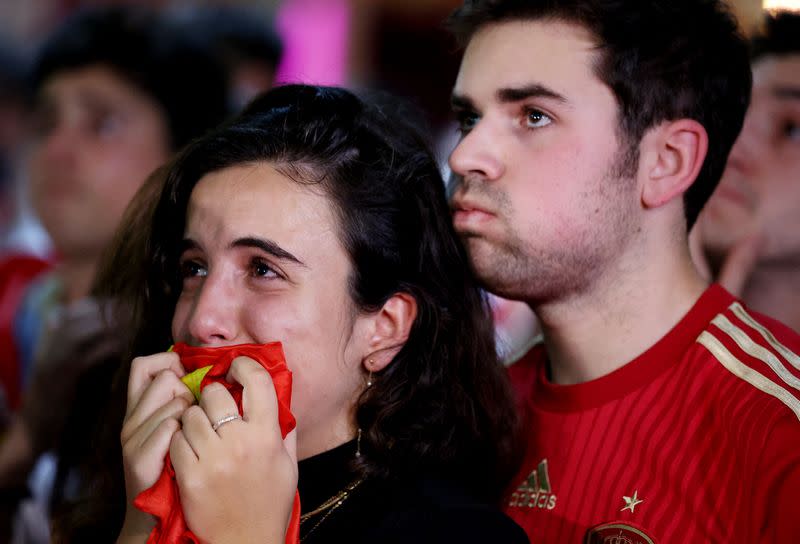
185 273 240 346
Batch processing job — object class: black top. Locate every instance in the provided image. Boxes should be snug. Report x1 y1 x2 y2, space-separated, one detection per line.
297 441 529 543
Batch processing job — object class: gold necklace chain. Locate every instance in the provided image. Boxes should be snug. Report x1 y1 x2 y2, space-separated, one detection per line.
300 478 364 541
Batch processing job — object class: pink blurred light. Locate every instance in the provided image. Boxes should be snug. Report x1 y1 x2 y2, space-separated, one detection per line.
274 0 350 86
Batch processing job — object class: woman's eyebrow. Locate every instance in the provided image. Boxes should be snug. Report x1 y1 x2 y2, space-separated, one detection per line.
231 237 307 267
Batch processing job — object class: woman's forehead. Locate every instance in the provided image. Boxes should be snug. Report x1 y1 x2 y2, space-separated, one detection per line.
184 163 342 256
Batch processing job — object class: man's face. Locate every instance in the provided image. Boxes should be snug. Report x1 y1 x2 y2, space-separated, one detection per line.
699 54 800 263
449 20 640 303
28 65 170 258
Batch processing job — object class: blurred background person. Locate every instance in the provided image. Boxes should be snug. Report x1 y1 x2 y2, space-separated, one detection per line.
693 9 800 331
0 6 230 543
174 4 284 111
0 37 34 253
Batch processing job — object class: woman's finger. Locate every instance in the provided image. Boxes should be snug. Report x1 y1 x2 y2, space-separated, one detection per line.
123 415 182 497
170 429 199 476
283 427 297 467
226 356 278 425
179 405 217 457
125 368 195 437
199 382 241 436
127 352 186 417
124 394 191 447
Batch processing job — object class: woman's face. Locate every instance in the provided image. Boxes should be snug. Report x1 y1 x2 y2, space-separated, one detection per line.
171 162 372 459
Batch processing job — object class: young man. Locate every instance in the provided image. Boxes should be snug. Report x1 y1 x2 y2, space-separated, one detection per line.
446 1 800 542
694 11 800 332
0 7 229 542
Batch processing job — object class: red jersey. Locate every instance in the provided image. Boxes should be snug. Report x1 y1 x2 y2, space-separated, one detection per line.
506 284 800 543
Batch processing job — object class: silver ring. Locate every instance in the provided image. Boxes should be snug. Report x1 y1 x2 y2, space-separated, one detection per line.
211 414 241 431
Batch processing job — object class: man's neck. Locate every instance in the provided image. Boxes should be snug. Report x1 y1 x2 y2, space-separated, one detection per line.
742 261 800 333
56 257 98 304
532 244 707 386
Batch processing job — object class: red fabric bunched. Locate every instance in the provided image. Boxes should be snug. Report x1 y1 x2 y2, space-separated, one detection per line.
133 342 301 544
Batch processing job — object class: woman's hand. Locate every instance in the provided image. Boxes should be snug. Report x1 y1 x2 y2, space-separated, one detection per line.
119 352 194 539
170 356 298 544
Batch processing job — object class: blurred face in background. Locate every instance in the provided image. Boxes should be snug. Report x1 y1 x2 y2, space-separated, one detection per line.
28 65 170 259
698 53 800 264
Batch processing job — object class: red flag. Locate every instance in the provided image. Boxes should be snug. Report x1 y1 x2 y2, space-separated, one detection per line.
133 342 300 544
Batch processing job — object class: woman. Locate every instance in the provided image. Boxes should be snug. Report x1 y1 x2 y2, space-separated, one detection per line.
65 85 525 543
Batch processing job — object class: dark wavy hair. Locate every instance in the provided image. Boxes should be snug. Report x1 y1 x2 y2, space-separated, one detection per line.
30 5 229 150
55 84 521 541
751 10 800 61
447 0 752 229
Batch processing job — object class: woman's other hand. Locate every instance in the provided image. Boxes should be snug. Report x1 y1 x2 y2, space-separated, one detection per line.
119 352 193 538
170 356 298 544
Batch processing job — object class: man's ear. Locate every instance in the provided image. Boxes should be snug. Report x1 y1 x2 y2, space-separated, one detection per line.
640 119 708 208
362 292 417 373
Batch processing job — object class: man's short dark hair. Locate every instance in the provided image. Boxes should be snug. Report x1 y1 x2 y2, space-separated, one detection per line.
30 6 229 151
447 0 752 229
751 10 800 61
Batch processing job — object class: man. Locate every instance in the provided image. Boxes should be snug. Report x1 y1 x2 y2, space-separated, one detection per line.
446 1 800 542
694 10 800 332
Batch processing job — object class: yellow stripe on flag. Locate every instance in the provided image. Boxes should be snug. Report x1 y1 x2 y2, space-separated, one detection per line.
181 365 214 401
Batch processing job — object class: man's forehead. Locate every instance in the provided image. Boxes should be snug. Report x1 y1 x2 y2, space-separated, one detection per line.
454 19 601 100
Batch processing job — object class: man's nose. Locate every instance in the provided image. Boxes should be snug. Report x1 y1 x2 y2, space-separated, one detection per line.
448 121 506 182
39 123 79 168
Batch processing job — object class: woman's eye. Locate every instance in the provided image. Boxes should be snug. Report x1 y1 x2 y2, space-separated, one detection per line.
180 260 207 278
785 122 800 142
525 109 552 129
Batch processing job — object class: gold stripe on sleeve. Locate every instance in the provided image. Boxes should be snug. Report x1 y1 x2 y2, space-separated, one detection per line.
697 331 800 421
711 314 800 391
731 303 800 371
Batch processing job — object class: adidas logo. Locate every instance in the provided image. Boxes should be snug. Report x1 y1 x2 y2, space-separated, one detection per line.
508 458 557 510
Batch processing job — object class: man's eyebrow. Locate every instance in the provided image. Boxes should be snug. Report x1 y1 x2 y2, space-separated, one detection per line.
230 237 306 266
451 84 568 111
496 84 567 104
773 86 800 101
451 93 475 110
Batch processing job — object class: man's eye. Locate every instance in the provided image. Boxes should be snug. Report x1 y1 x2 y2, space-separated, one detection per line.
180 260 207 278
92 112 123 138
251 258 278 278
525 109 552 129
456 111 479 134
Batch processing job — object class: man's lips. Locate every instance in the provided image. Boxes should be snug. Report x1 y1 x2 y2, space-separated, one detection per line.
451 201 496 228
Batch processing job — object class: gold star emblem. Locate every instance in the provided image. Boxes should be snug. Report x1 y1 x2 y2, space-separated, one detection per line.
621 490 644 513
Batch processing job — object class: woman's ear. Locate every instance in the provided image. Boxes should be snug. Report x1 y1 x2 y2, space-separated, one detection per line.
640 119 708 208
363 293 417 373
